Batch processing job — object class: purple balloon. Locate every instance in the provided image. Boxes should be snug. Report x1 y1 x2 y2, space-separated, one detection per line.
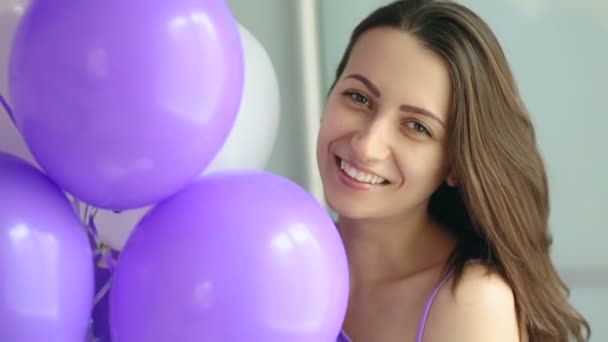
109 171 349 342
8 0 244 210
0 151 94 341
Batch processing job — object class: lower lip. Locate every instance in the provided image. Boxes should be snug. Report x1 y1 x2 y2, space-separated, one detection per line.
335 157 382 191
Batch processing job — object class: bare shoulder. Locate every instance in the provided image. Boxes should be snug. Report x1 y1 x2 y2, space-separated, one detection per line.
423 262 524 342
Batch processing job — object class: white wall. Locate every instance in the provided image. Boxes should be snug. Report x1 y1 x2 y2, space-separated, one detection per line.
319 0 607 340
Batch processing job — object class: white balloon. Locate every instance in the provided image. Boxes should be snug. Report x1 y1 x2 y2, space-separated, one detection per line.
203 23 280 174
93 24 281 250
0 0 35 166
0 0 29 94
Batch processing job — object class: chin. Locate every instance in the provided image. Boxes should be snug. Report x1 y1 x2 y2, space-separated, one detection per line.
324 192 378 221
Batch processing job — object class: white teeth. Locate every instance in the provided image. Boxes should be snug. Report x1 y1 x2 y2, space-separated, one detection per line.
340 159 386 185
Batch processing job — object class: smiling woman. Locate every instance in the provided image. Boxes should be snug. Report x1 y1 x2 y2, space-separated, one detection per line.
316 1 591 342
318 27 454 222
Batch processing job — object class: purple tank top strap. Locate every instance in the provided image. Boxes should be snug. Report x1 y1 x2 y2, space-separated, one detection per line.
416 259 483 342
415 267 456 342
337 330 351 342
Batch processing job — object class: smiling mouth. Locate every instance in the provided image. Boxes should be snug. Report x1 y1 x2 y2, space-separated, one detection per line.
335 156 390 185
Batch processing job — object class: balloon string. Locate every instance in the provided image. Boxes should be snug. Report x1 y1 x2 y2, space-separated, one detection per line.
74 202 114 341
71 197 82 218
88 208 115 273
94 277 112 305
0 92 15 124
74 202 116 306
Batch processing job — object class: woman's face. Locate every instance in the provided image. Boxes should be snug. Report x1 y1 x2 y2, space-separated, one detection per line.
317 27 454 221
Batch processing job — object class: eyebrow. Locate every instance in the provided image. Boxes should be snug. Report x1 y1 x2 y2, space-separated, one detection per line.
343 73 446 128
399 104 446 128
344 73 381 98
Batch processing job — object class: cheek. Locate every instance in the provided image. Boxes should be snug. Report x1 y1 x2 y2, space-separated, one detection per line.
318 109 346 143
394 146 449 187
317 112 339 161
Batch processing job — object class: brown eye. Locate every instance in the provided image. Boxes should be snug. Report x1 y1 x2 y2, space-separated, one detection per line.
405 121 432 137
344 91 370 107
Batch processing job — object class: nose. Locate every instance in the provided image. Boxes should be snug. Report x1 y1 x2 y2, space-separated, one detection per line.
350 118 391 162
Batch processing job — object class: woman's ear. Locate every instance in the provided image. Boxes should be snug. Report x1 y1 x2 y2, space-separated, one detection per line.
446 171 458 187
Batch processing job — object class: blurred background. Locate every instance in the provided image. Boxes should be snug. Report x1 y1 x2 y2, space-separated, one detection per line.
1 0 606 340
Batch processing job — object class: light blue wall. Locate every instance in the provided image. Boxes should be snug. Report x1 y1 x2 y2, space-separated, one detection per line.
450 4 607 339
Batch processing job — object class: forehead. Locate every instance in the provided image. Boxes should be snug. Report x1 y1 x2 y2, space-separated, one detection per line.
342 27 452 120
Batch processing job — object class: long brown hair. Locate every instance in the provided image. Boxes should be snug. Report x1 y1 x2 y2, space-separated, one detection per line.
329 1 590 341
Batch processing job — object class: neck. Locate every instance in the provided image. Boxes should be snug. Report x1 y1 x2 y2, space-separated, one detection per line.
337 207 455 289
